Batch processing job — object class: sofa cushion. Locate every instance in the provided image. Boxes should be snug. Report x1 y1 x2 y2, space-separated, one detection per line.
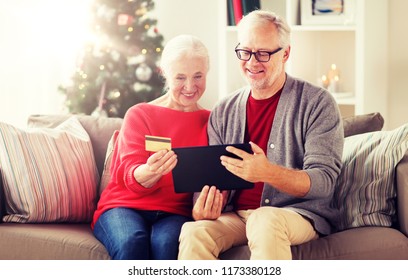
0 117 99 223
342 112 384 137
332 123 408 231
27 114 123 177
220 227 408 260
0 172 4 221
290 227 408 260
397 150 408 236
0 223 109 259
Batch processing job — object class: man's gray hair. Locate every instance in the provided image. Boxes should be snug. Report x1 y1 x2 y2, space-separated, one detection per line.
237 10 291 48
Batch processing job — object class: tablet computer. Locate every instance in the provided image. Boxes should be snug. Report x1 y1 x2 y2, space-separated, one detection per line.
172 143 254 193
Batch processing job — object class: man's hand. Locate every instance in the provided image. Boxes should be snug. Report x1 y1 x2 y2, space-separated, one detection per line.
220 141 270 183
192 185 228 221
221 141 311 197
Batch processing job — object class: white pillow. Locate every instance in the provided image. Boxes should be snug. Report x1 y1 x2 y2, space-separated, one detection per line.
332 123 408 231
0 117 99 223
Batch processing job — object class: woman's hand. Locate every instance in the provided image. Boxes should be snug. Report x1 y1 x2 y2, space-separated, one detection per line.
146 149 177 175
134 149 177 188
192 185 228 221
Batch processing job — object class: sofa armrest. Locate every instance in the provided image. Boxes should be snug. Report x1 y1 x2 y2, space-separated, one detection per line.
397 150 408 237
342 112 384 137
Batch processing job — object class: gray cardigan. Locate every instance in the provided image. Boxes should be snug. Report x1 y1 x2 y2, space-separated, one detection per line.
207 74 344 235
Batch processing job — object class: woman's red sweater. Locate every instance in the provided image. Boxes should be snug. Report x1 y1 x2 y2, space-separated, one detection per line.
92 103 210 227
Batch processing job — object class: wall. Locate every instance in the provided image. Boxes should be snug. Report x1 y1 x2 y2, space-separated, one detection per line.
388 0 408 129
0 0 89 128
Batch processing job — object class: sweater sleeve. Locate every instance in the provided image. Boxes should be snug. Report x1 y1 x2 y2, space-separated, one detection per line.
296 83 344 199
269 76 344 201
110 105 159 194
302 88 344 199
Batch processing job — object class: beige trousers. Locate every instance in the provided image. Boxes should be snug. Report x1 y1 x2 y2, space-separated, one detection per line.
178 206 319 260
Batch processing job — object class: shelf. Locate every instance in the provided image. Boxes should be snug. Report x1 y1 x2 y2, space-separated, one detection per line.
218 0 388 119
226 26 238 32
291 25 356 32
227 23 356 33
332 93 355 105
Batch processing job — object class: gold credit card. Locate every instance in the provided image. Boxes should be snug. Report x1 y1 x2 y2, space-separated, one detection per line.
145 135 172 152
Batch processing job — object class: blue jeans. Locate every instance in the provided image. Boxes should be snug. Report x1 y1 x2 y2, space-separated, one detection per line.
93 207 191 260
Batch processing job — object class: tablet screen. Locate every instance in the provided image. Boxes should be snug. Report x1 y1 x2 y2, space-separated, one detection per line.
172 143 254 193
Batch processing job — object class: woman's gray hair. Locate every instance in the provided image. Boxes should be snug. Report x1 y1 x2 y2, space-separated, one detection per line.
160 34 210 78
237 10 291 48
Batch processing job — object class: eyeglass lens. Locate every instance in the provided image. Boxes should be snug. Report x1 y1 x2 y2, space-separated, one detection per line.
237 50 270 62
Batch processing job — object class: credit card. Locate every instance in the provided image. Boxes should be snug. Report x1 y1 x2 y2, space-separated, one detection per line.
145 135 172 152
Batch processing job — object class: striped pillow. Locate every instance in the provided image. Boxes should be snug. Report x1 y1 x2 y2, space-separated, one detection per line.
332 123 408 231
0 117 99 223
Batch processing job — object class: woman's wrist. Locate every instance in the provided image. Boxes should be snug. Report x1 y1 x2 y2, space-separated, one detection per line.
134 164 161 188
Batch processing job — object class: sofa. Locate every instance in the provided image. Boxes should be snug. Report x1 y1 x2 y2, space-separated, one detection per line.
0 112 407 260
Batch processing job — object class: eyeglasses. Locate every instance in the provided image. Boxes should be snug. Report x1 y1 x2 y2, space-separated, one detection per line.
234 43 282 62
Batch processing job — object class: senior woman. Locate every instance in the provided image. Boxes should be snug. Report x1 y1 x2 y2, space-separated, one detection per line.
92 34 211 260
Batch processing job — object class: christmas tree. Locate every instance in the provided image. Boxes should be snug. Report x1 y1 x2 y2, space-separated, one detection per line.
59 0 165 118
